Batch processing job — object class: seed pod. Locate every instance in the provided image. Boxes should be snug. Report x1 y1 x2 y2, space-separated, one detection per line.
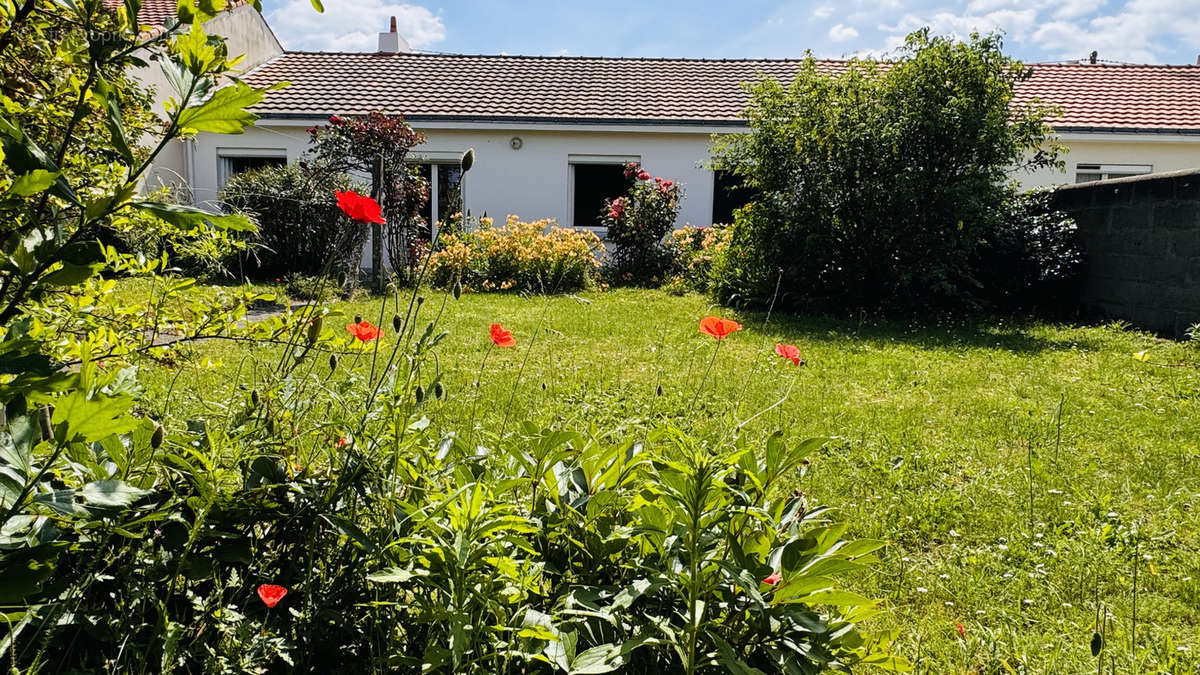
433 381 446 400
452 280 463 300
392 314 402 332
656 384 663 397
1090 632 1102 657
329 354 338 371
541 382 546 390
353 314 362 324
251 390 261 408
415 385 425 403
307 316 323 344
416 295 425 306
460 148 475 173
38 406 53 441
150 424 164 450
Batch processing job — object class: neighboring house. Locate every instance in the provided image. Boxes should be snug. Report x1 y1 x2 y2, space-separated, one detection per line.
111 0 284 192
186 20 1200 234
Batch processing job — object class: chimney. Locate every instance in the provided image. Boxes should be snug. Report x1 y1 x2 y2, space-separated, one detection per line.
1088 50 1098 64
378 16 411 54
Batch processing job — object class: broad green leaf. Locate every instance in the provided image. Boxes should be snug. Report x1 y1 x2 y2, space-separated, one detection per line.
51 391 137 442
309 0 323 11
175 82 262 134
7 170 60 197
366 567 420 583
39 262 102 287
133 201 255 231
570 644 626 674
0 116 79 205
80 480 149 508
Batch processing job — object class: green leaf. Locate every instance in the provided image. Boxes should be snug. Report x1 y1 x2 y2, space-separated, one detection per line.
132 201 255 231
7 170 60 197
39 262 102 287
569 644 626 674
80 480 149 508
367 567 422 583
309 0 323 11
175 82 262 134
51 391 137 442
0 116 79 205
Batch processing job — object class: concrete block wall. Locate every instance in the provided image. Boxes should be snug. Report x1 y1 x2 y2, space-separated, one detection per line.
1050 168 1200 337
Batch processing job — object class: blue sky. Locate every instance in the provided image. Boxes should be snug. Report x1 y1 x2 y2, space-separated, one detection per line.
263 0 1199 65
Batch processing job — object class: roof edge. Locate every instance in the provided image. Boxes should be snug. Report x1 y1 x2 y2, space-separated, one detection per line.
254 112 751 127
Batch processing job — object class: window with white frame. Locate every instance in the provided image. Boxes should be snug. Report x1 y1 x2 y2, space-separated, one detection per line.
216 148 287 187
569 155 639 229
1075 163 1153 183
411 161 465 234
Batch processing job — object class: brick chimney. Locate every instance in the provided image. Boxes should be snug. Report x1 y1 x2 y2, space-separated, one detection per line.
378 16 411 54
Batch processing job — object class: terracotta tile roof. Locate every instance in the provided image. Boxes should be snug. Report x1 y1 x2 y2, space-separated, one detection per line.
102 0 248 37
242 52 1200 132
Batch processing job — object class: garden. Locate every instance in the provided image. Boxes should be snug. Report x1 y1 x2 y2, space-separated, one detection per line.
0 1 1198 673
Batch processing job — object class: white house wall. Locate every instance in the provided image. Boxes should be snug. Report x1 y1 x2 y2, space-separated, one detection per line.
1021 133 1200 188
190 123 724 228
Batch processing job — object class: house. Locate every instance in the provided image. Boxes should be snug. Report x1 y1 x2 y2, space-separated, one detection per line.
168 19 1200 233
113 0 284 192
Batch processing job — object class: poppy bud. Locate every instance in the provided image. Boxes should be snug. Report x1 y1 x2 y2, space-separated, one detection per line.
541 382 546 390
38 405 53 441
251 390 261 408
151 424 164 450
329 354 338 371
416 296 425 306
452 280 462 300
307 316 323 344
415 385 425 403
392 314 402 332
433 381 446 399
1090 632 1102 657
656 384 663 397
353 314 362 324
460 148 475 173
265 418 275 434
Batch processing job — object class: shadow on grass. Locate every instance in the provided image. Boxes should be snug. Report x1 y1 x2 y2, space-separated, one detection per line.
741 310 1113 354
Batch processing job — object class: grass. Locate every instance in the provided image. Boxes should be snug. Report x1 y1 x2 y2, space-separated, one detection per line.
134 281 1200 673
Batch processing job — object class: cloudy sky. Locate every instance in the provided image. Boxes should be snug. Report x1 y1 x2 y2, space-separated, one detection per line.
262 0 1200 65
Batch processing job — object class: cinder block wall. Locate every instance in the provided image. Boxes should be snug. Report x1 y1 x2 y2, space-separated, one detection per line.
1049 168 1200 337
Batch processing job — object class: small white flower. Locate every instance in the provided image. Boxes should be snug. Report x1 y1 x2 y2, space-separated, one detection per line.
916 587 929 593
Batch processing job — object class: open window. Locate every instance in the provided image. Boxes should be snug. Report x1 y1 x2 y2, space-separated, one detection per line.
1075 163 1152 183
711 169 756 225
412 160 465 237
570 155 637 229
217 148 286 187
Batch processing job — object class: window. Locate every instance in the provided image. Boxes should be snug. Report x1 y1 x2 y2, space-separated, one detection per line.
217 149 286 187
711 169 756 225
412 161 465 236
570 157 635 228
1075 163 1152 183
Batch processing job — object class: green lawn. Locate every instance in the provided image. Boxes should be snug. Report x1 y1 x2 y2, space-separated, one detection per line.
137 283 1200 672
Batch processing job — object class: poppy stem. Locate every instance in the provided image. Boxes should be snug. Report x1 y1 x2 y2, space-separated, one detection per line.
466 344 493 450
688 339 723 417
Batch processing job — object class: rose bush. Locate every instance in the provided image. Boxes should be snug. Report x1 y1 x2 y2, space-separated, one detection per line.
602 162 684 286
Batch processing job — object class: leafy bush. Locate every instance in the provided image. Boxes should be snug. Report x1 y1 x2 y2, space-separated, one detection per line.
428 215 603 292
602 162 684 286
220 163 367 279
711 30 1066 314
664 225 730 294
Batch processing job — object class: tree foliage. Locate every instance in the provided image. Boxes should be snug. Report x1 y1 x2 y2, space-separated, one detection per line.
712 30 1070 314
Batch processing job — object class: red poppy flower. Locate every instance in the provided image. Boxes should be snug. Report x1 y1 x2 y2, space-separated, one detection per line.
334 436 349 449
763 572 782 586
774 343 803 366
699 316 742 340
346 320 383 342
336 190 385 225
955 622 966 639
490 323 516 348
257 584 287 608
637 170 651 181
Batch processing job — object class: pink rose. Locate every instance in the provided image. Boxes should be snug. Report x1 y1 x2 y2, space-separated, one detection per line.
637 171 651 181
664 180 674 187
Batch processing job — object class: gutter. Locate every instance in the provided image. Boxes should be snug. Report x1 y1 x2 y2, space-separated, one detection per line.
253 112 750 128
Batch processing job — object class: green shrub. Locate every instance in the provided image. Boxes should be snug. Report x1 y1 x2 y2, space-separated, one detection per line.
711 30 1066 314
220 163 367 279
428 215 603 293
664 225 730 294
602 162 684 286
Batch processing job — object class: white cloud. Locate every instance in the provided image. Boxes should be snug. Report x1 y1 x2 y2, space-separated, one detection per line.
1031 0 1200 62
267 0 445 52
812 5 834 18
829 23 860 41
